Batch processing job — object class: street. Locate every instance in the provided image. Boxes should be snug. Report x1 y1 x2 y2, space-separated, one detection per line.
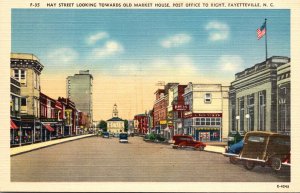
11 136 290 182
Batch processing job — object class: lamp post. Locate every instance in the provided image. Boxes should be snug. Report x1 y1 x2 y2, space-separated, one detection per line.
235 116 240 132
245 114 250 132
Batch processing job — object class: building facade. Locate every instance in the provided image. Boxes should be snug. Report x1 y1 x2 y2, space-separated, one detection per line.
66 70 93 127
183 83 229 142
277 62 290 135
10 77 21 146
229 56 290 135
11 53 44 144
107 104 125 134
134 114 149 134
153 89 167 134
167 84 187 138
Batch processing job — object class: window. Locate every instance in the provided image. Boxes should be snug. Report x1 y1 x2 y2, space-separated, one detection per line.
14 69 26 84
205 118 211 125
248 136 265 143
200 118 205 125
239 97 245 131
247 94 255 131
211 118 216 125
258 91 266 131
204 93 212 103
195 118 200 125
21 98 27 106
216 118 221 125
14 69 19 80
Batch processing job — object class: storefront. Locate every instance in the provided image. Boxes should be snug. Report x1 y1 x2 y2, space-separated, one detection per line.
10 119 20 146
195 128 221 142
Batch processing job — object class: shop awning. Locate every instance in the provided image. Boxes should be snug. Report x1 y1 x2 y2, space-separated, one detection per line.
43 124 55 132
10 120 18 130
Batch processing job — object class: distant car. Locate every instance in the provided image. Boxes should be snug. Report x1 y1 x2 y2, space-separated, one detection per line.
119 133 128 143
172 135 206 151
102 132 110 138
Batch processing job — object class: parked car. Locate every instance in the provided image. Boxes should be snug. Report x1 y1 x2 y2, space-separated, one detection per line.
144 133 166 143
223 131 290 171
102 132 110 138
172 135 206 151
119 133 128 143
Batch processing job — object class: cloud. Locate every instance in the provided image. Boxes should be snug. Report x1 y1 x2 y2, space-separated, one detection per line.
114 55 199 81
91 41 124 59
86 32 109 45
218 55 244 72
205 21 229 41
160 34 191 48
46 48 78 65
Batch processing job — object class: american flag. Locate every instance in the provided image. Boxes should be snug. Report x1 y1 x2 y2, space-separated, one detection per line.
257 21 266 40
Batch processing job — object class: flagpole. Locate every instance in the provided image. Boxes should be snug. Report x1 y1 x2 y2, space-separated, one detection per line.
265 18 268 61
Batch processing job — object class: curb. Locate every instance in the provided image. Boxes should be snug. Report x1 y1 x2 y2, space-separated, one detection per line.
11 134 95 156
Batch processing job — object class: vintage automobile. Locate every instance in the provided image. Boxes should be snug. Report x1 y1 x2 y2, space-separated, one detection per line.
119 133 128 143
223 131 290 171
172 135 206 151
102 131 110 138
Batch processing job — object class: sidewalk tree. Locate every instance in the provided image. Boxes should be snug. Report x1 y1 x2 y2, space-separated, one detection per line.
98 120 107 132
124 119 128 132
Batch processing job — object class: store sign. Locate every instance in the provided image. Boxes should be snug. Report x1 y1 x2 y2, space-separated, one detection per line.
160 120 167 125
40 118 58 122
173 104 189 111
184 113 222 118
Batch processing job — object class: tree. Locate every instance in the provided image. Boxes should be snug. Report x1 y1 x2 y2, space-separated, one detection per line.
98 120 107 131
124 119 128 132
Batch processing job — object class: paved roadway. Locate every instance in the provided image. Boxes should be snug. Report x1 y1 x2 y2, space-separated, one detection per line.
11 136 290 182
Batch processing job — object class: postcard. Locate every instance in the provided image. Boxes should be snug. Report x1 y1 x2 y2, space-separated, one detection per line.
0 0 299 192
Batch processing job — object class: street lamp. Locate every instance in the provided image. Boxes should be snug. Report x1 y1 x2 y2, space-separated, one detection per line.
245 114 250 132
235 116 240 132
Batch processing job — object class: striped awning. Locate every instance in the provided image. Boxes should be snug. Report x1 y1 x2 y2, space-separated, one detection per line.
10 119 18 130
196 127 220 131
42 123 55 132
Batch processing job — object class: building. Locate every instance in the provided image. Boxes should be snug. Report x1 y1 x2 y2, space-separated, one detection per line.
229 56 290 135
183 83 229 142
10 53 44 144
66 70 93 128
153 89 167 134
277 62 290 135
10 77 21 146
58 97 77 136
134 113 149 135
107 104 125 134
40 93 66 141
167 84 187 139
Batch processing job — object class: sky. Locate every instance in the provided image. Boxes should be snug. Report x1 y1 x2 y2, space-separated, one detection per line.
12 9 290 121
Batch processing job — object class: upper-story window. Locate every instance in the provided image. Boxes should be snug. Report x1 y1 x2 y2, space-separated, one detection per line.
204 93 212 103
14 69 26 85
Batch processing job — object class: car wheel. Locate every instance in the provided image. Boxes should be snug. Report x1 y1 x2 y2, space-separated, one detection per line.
199 146 205 151
244 160 255 170
229 156 238 164
271 157 282 171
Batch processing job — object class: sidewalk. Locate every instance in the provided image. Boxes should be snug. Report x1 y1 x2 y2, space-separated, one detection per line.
204 145 225 154
11 134 94 156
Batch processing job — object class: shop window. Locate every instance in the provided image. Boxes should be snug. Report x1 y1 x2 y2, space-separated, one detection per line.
206 118 211 125
204 93 212 103
211 118 216 125
216 118 221 125
200 118 205 125
195 118 200 125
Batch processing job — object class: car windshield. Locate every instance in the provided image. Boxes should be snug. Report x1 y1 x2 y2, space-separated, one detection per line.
119 134 127 139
